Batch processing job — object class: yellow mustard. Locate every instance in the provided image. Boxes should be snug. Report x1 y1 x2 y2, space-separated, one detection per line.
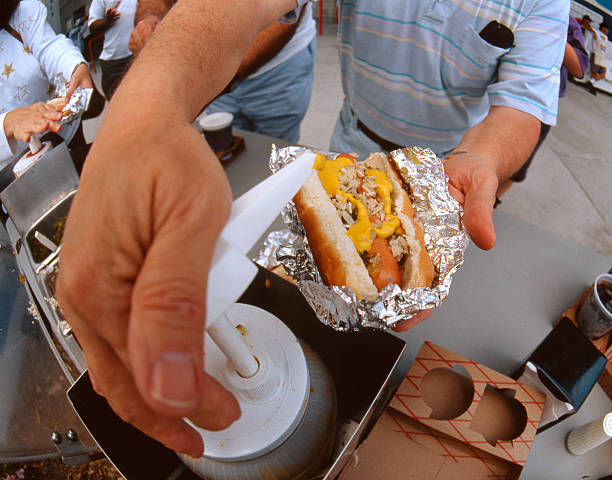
314 154 402 253
365 169 402 238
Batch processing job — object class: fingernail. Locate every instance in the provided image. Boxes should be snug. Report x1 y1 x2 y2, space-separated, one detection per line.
151 352 199 408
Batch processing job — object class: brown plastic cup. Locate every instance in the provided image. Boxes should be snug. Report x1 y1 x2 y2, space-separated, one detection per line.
577 273 612 339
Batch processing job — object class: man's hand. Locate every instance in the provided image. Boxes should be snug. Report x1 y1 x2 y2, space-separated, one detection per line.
66 63 95 100
56 116 241 457
443 153 498 250
105 3 121 24
3 103 63 142
393 309 433 332
441 106 540 251
89 1 121 36
392 153 498 332
57 0 304 456
129 16 160 54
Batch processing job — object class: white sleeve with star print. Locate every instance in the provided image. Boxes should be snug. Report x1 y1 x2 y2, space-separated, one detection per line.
12 0 85 87
0 112 19 167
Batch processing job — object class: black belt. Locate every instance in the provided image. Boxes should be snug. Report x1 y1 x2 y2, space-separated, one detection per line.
357 120 403 152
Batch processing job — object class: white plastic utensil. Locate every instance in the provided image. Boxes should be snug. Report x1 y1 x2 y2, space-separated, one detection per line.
204 148 314 378
205 149 316 325
187 149 318 462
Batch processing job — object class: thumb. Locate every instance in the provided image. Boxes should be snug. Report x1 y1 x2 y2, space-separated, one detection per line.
128 216 240 430
462 177 497 250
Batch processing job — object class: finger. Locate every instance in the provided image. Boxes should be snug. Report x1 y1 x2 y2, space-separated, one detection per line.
15 120 55 142
73 323 206 457
446 182 465 205
393 309 433 332
188 374 243 430
462 179 497 250
48 120 62 133
42 109 63 122
65 82 77 100
130 22 154 54
66 65 93 98
129 31 144 54
128 177 239 427
39 101 64 113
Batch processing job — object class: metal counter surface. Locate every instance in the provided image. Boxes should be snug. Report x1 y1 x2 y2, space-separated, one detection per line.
230 130 612 479
0 225 95 462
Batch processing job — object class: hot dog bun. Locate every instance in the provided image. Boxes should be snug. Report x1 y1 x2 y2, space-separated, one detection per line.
294 152 434 299
47 97 66 109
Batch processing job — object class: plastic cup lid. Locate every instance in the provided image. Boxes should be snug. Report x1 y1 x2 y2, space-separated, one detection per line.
199 112 233 131
603 412 612 437
594 273 612 319
604 412 612 436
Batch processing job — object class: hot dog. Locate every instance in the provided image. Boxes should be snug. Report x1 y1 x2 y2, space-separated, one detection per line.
294 152 434 299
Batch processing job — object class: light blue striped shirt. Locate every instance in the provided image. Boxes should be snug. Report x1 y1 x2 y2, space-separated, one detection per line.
337 0 569 154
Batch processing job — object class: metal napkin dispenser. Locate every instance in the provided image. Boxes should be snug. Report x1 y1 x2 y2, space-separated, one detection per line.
1 142 85 380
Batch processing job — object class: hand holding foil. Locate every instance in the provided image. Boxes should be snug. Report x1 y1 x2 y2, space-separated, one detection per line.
2 102 64 144
443 152 498 250
49 69 94 125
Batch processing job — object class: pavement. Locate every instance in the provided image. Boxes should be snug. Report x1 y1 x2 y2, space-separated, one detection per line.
84 28 612 259
300 30 612 259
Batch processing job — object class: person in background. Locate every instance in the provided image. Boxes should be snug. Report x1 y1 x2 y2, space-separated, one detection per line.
129 0 316 142
497 15 589 196
68 14 88 53
580 16 609 94
56 0 567 457
0 0 93 169
590 22 609 82
88 0 137 100
579 14 593 38
330 1 566 203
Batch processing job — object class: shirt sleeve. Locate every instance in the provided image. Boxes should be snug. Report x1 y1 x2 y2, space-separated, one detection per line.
0 112 19 166
487 0 570 126
14 1 85 88
88 0 106 25
281 0 310 23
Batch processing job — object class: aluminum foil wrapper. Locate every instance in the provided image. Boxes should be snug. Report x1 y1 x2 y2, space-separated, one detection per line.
256 145 469 331
50 74 92 125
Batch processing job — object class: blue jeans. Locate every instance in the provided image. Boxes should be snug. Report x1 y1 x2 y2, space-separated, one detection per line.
330 98 385 159
207 39 316 142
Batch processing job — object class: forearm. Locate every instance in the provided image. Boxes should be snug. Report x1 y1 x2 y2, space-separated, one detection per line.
452 106 540 182
564 42 584 78
236 12 300 79
88 18 110 35
0 113 16 162
101 0 296 136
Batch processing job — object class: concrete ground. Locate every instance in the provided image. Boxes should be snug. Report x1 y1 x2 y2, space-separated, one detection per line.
84 26 611 259
300 29 612 259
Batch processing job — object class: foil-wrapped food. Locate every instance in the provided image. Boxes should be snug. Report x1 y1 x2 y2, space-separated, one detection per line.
255 146 469 331
49 73 93 125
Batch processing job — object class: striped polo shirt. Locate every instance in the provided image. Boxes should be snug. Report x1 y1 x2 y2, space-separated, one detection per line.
337 0 569 155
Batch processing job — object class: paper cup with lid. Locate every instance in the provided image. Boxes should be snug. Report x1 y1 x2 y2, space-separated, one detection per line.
199 112 234 153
